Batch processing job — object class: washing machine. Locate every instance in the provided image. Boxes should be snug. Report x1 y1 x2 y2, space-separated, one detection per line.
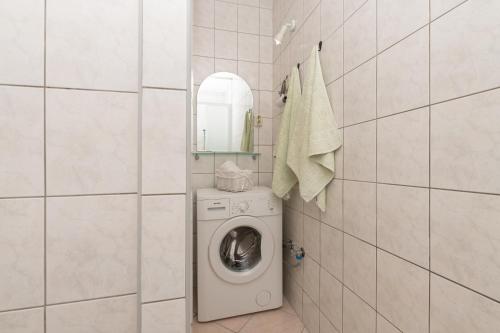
197 186 283 322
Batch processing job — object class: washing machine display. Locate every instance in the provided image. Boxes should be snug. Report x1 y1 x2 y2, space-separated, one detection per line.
219 226 262 272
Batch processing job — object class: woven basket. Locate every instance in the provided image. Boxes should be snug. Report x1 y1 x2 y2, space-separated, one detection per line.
216 171 253 192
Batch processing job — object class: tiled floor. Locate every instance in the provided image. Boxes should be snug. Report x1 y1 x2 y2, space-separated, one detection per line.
192 298 306 333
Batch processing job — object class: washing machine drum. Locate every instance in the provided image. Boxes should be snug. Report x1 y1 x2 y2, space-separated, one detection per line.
209 216 275 284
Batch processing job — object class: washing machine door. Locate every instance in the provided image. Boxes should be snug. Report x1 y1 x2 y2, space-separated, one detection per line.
209 215 275 284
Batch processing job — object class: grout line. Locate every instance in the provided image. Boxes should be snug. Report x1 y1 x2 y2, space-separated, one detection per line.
375 0 379 330
341 1 345 331
428 1 432 330
137 0 144 330
44 293 137 309
141 296 186 305
142 86 190 91
0 305 45 315
43 0 47 331
45 86 138 94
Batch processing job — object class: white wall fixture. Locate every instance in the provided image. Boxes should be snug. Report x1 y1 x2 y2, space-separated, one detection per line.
274 19 296 45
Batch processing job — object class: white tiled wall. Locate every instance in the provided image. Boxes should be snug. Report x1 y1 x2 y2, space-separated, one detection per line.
274 0 500 332
191 0 274 191
0 0 190 332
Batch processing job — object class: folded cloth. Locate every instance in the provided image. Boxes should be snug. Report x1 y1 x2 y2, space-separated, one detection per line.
287 46 342 211
272 66 302 199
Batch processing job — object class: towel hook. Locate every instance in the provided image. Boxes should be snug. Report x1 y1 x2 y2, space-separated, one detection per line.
318 41 323 51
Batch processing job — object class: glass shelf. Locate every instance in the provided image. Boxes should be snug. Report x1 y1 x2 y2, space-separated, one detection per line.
192 151 260 160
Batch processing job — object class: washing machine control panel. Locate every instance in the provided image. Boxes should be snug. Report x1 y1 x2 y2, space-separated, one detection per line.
230 196 281 216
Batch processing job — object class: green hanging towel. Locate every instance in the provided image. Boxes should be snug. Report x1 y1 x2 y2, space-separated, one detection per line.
240 110 254 152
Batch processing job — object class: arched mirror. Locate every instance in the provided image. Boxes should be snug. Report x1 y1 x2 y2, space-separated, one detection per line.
196 72 254 152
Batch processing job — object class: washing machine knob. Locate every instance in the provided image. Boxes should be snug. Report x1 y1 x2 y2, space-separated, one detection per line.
238 201 250 212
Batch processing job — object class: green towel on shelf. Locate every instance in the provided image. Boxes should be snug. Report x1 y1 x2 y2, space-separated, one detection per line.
287 46 342 211
272 67 302 198
240 110 254 152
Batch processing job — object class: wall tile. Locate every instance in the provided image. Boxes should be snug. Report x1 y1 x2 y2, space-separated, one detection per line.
321 27 343 84
320 223 343 281
0 199 44 311
377 27 429 117
343 0 376 72
430 274 500 333
0 86 44 197
260 8 273 36
142 195 186 302
302 6 321 61
46 0 138 91
430 89 500 194
320 312 339 333
194 0 215 28
192 154 215 174
326 79 344 128
0 308 44 333
259 90 273 117
259 63 273 91
192 173 215 191
260 36 273 63
143 0 186 88
320 180 343 230
0 0 44 85
193 56 215 85
303 257 321 305
258 145 273 172
46 195 137 303
431 189 500 301
377 0 429 51
344 121 376 182
142 299 186 333
377 250 429 333
343 288 376 333
142 89 187 195
430 0 466 20
238 61 259 89
321 0 343 40
303 216 321 262
431 0 500 102
215 58 238 72
46 89 137 196
344 0 369 19
46 295 137 333
238 33 260 61
215 30 238 59
215 1 238 31
344 58 376 126
285 272 303 317
377 315 401 333
236 155 258 174
377 107 429 187
303 291 320 333
344 235 376 306
193 26 215 57
343 181 376 244
258 172 272 186
239 0 259 7
319 269 343 331
377 184 429 268
238 5 260 34
260 0 273 9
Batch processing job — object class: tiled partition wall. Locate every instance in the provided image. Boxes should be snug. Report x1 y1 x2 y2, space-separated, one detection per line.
191 0 274 188
273 0 500 332
0 0 190 332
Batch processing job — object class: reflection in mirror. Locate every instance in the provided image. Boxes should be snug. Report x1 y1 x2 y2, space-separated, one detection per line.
196 72 254 152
